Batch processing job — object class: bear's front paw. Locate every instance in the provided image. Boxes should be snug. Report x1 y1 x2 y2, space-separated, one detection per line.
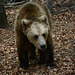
20 63 29 69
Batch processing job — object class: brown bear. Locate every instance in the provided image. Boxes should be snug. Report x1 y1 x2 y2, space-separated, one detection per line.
14 2 54 69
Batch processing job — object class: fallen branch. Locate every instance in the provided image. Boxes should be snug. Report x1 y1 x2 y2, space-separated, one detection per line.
53 3 75 8
5 1 26 6
52 6 75 15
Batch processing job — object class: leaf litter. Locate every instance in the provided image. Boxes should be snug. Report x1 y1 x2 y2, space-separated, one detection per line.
0 5 75 75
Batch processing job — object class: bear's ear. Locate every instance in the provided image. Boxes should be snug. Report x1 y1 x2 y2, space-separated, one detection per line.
40 15 47 23
21 19 30 27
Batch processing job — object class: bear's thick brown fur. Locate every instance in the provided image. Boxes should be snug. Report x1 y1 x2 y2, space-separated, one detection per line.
15 2 54 69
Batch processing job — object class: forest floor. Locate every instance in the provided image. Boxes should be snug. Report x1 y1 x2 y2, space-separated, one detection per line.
0 4 75 75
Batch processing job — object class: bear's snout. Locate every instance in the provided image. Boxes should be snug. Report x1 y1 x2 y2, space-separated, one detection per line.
40 44 46 50
38 44 47 51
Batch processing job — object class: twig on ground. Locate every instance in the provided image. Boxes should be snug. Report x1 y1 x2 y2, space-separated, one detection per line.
52 6 75 15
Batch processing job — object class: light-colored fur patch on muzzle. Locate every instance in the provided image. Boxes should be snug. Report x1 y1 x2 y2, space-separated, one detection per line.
37 36 47 50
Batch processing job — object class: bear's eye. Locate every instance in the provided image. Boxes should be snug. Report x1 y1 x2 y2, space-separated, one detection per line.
34 35 38 40
42 33 46 38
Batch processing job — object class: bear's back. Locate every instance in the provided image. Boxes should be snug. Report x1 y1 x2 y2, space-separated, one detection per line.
15 2 52 32
17 2 46 20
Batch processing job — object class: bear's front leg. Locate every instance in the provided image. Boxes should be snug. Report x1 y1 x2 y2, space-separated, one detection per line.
45 42 57 67
17 42 29 69
29 44 36 60
45 42 54 66
38 51 46 64
19 50 29 69
16 34 32 69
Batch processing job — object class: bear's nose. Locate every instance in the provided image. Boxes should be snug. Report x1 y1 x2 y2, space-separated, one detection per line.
40 44 46 50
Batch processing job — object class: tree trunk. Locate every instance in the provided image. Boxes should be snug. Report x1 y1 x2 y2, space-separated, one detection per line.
0 0 9 28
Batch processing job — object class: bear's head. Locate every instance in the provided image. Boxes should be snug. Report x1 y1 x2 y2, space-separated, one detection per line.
21 15 49 51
